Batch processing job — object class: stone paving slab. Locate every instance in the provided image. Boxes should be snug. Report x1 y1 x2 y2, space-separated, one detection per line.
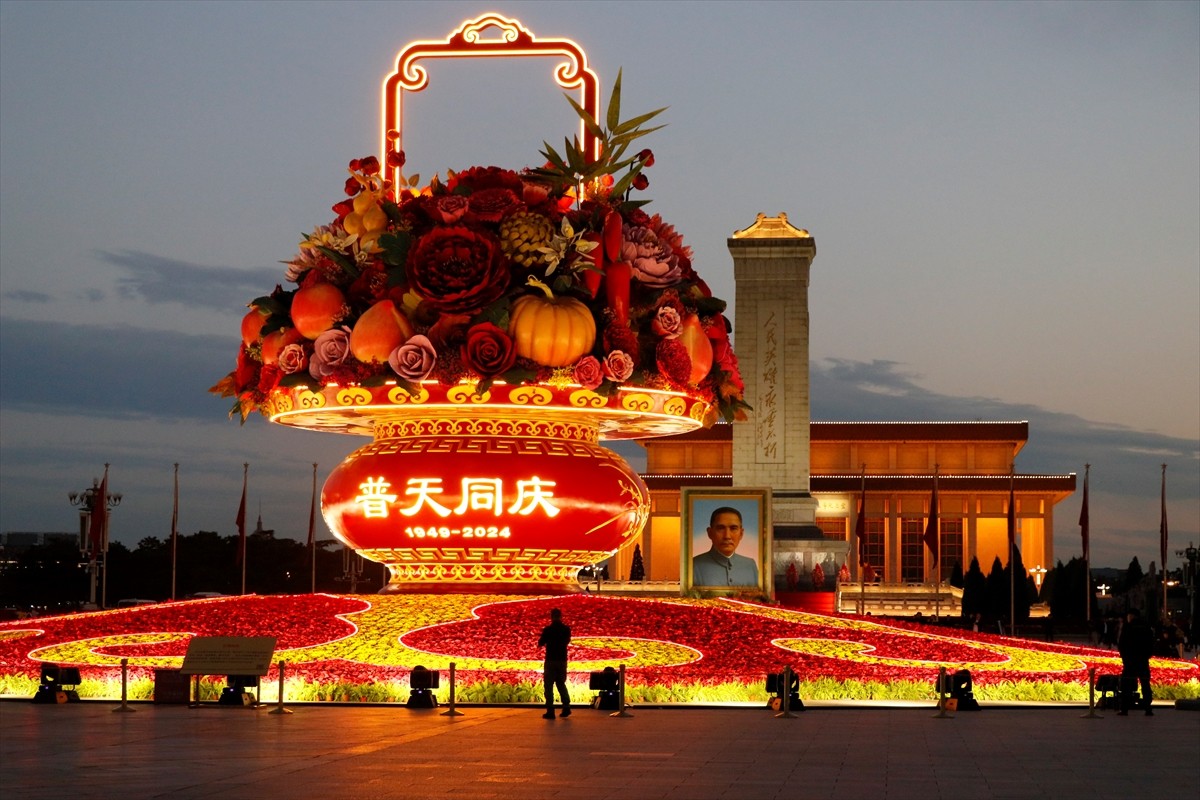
1 700 1196 800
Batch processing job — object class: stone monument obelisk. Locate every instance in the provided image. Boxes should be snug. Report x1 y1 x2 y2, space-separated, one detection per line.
728 213 820 550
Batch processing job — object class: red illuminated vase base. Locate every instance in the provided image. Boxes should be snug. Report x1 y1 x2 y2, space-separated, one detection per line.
320 412 651 593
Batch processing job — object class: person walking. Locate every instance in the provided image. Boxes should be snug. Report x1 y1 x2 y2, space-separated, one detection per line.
538 607 571 719
1117 607 1154 716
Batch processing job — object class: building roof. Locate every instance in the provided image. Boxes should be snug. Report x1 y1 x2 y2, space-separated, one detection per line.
811 421 1029 443
643 472 1076 500
640 420 1031 445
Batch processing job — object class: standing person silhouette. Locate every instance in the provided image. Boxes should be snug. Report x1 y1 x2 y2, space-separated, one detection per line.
538 607 571 719
1117 607 1154 715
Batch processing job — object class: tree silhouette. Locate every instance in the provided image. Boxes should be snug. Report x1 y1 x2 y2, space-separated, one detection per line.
961 557 988 619
986 556 1008 622
629 544 645 582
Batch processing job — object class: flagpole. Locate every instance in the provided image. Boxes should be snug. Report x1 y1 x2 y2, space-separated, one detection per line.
857 464 866 615
309 462 318 594
930 465 940 621
100 463 111 610
1080 464 1090 624
1161 463 1168 622
238 463 248 596
1008 464 1015 635
170 463 179 601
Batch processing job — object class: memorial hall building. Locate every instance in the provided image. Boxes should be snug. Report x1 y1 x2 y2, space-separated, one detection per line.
625 420 1076 593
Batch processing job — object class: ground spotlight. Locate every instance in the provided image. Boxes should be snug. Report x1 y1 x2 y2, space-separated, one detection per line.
935 669 979 710
766 670 803 712
590 667 620 710
33 664 81 704
218 675 259 707
407 665 440 708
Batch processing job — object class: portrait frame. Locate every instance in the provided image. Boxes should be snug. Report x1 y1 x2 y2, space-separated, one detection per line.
681 487 772 596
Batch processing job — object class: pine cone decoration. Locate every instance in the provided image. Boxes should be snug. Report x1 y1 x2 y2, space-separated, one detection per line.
499 211 554 271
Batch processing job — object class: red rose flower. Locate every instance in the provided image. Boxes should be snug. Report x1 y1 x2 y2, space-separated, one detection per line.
405 226 510 314
431 196 469 224
573 356 604 390
461 322 517 377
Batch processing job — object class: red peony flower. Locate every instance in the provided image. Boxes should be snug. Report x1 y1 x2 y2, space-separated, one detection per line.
405 226 510 314
655 339 692 385
461 322 517 377
446 166 523 193
467 187 521 223
637 148 655 167
632 173 649 191
386 149 406 168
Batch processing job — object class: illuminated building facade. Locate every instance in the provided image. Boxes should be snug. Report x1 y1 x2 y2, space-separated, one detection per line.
626 421 1075 591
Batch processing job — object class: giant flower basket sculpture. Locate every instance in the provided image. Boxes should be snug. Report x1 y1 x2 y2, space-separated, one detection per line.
212 15 748 593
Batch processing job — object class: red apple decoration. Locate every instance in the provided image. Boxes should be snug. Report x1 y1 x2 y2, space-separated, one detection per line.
240 307 270 347
678 314 713 384
291 283 346 339
349 300 415 363
261 327 305 365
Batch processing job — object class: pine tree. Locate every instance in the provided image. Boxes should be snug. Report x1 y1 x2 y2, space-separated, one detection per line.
629 543 645 582
949 560 964 589
961 557 988 618
986 556 1008 622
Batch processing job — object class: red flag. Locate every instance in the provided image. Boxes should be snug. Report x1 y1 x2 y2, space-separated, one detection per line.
1007 469 1016 554
922 469 939 562
170 464 179 548
235 464 247 566
1160 465 1168 575
88 466 109 559
855 472 868 571
1078 465 1089 563
307 463 318 548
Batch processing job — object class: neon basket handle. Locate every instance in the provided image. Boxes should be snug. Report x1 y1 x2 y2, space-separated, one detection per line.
381 13 602 192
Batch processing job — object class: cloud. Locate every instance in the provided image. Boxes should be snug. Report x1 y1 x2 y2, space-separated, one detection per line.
2 290 52 304
97 250 280 313
0 316 233 422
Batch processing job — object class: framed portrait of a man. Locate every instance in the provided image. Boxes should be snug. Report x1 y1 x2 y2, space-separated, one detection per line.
682 487 772 595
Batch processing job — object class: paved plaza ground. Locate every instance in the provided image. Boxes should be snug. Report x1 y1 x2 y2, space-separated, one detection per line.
2 699 1197 800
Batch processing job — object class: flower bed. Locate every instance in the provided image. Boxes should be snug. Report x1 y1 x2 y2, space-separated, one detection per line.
1 594 1195 703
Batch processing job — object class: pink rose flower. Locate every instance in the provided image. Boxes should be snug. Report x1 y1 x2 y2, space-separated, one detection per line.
651 305 682 338
432 195 469 224
573 356 604 390
389 335 437 381
278 343 309 375
309 326 351 380
602 350 634 383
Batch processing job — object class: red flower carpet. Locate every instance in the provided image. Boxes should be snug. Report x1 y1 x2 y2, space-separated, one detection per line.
1 594 1195 703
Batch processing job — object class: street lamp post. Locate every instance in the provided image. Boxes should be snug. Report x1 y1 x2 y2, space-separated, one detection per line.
1031 565 1047 594
69 467 122 609
1175 542 1198 644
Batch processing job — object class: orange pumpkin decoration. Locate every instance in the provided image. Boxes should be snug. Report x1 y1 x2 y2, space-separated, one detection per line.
509 277 596 367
